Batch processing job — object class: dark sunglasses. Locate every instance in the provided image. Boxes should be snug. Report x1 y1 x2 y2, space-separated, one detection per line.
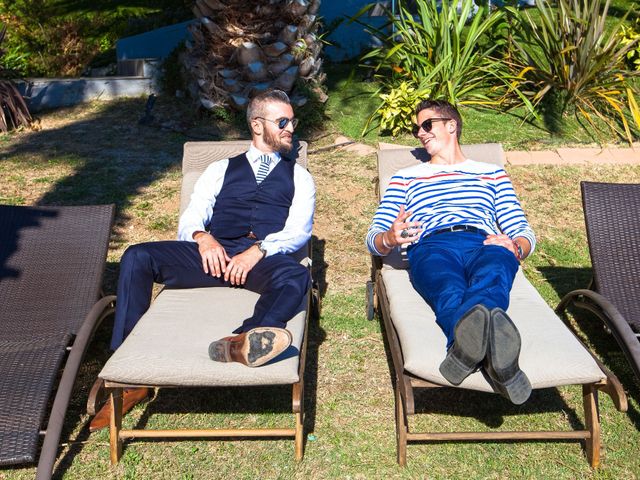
255 116 299 130
411 117 452 137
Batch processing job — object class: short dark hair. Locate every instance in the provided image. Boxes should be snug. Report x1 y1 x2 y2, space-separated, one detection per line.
246 89 291 127
415 99 463 140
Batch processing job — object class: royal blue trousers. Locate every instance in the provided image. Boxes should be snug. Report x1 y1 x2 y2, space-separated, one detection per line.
110 240 311 350
407 231 519 348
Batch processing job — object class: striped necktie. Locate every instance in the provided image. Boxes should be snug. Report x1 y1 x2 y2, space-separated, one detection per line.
255 154 272 184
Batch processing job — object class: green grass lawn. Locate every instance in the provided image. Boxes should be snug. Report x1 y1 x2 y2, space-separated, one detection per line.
1 93 640 478
2 1 640 475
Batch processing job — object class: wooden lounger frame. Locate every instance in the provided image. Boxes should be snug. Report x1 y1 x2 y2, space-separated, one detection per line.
372 260 626 467
103 290 311 464
369 144 628 467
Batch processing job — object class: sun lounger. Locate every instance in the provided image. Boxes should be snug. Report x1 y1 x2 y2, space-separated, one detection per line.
97 140 316 464
556 181 640 384
0 204 115 480
367 144 627 467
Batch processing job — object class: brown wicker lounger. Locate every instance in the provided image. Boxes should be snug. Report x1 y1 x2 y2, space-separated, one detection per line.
556 181 640 384
97 141 317 463
367 144 627 467
0 204 115 480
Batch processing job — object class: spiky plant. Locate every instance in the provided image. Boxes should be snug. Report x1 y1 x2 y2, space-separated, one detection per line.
359 0 534 135
510 0 640 142
0 24 31 133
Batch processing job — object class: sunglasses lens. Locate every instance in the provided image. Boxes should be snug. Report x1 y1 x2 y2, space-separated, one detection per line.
275 118 298 129
412 119 433 136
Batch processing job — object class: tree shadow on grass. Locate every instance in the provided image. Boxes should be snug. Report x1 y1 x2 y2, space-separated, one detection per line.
2 97 184 222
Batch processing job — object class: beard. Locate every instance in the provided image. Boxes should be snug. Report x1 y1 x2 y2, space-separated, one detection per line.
264 126 293 154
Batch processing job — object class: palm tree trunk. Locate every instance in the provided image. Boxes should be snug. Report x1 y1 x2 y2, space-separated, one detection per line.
184 0 324 110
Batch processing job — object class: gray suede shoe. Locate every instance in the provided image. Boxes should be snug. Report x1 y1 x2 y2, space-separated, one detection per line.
439 305 490 385
484 308 532 405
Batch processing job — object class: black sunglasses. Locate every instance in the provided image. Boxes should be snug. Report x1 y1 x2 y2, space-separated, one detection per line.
255 116 299 130
411 117 452 137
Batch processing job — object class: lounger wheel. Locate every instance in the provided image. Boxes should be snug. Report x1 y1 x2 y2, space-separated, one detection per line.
366 280 377 321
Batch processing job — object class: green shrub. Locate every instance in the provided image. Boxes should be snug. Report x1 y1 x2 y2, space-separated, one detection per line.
619 19 640 71
368 80 429 136
359 0 532 135
161 42 187 96
510 0 640 142
0 1 192 77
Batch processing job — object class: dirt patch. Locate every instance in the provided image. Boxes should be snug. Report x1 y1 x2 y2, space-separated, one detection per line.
309 150 378 294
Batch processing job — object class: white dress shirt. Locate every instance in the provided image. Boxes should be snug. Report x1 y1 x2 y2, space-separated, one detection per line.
178 144 316 257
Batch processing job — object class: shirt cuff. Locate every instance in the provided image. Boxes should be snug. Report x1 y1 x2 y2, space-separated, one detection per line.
178 224 203 242
366 229 387 256
260 239 278 257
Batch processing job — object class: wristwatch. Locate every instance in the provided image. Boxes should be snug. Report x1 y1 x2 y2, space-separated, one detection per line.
255 240 267 259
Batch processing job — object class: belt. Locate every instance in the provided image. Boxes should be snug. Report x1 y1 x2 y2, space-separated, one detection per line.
428 225 486 237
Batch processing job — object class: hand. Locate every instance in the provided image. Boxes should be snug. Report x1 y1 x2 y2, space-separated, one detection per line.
224 245 264 286
483 234 519 259
195 232 231 277
381 205 423 249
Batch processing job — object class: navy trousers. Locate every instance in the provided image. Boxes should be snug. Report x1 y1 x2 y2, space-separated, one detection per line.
110 240 311 350
407 231 519 348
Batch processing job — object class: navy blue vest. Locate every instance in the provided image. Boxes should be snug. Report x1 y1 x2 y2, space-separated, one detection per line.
209 153 295 245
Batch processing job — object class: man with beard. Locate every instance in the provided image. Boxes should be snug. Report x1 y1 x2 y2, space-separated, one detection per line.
90 89 315 431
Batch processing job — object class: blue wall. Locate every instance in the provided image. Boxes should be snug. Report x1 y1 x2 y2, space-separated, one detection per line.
116 20 195 60
116 2 384 62
321 0 387 61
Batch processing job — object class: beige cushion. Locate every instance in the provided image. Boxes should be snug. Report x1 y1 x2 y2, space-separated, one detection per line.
100 287 306 386
381 268 606 392
377 143 505 197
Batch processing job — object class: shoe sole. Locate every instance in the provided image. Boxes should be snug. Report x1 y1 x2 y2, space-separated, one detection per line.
243 327 293 367
439 305 490 385
489 309 532 405
208 327 293 367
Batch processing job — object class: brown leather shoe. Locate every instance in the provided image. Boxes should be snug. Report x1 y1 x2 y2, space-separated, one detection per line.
89 387 150 432
208 327 292 367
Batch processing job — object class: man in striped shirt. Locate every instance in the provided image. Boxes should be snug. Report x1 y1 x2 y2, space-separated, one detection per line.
366 99 535 404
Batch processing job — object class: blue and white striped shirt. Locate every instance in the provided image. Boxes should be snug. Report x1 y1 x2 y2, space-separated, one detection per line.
366 159 536 256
